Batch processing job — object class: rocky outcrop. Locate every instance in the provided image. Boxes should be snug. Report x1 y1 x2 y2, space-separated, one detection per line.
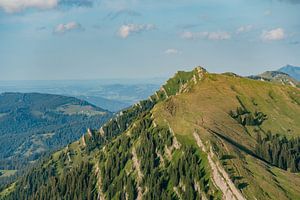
132 147 144 200
193 132 246 200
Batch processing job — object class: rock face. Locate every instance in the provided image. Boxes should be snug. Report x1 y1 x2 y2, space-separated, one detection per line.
193 132 245 200
2 67 300 200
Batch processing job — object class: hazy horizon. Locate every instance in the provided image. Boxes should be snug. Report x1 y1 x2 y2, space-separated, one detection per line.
0 64 298 81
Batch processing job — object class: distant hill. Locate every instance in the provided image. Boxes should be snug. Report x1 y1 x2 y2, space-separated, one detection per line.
0 93 112 173
278 65 300 81
0 80 162 112
248 70 299 88
3 67 300 200
76 95 130 112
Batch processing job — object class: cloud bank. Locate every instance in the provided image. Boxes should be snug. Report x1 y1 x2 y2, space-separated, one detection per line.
0 0 58 13
0 0 93 13
181 31 231 40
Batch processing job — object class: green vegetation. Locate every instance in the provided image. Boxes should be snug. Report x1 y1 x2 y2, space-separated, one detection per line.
56 104 107 116
0 92 112 186
1 67 300 200
98 114 216 200
2 161 97 200
162 67 206 96
229 106 267 126
256 132 300 172
152 69 300 199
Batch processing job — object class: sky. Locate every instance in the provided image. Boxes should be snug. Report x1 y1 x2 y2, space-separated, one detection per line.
0 0 300 80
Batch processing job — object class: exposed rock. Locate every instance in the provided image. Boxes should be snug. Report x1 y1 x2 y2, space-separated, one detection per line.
160 87 169 98
173 187 182 200
99 127 105 136
87 128 93 137
95 163 105 200
193 132 246 200
81 135 86 147
132 147 144 200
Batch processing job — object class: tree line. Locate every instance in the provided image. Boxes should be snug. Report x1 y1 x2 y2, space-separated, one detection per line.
256 131 300 173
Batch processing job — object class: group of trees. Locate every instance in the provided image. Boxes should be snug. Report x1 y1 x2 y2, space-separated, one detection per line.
0 112 111 190
97 116 154 199
229 107 267 126
84 99 156 153
256 132 300 172
2 95 159 199
0 108 111 167
2 85 218 199
135 122 212 200
229 98 300 173
0 104 113 193
99 135 134 199
169 147 211 199
4 160 97 200
96 115 215 200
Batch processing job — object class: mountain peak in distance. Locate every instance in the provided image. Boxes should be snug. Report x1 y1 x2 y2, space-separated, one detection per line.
278 64 300 81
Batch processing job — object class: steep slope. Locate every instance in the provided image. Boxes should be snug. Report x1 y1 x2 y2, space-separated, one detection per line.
0 93 112 174
153 70 300 199
1 67 300 200
278 65 300 81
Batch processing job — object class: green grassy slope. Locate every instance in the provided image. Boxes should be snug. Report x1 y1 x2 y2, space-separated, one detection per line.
153 70 300 199
2 67 300 200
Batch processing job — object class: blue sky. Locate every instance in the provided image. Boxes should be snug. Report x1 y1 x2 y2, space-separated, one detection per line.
0 0 300 80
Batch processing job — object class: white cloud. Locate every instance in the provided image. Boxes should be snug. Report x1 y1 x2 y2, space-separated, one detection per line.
181 31 231 40
261 28 285 41
54 22 83 34
0 0 58 13
164 48 181 55
118 24 155 38
236 25 253 34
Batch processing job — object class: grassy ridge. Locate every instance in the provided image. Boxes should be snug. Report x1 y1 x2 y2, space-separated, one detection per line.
153 71 300 199
1 67 300 200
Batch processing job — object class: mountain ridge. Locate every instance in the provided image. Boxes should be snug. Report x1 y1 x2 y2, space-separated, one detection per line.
1 67 300 200
248 70 299 88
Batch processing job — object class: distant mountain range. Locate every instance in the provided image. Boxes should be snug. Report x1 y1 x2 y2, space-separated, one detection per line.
248 70 299 88
0 92 112 185
278 65 300 81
